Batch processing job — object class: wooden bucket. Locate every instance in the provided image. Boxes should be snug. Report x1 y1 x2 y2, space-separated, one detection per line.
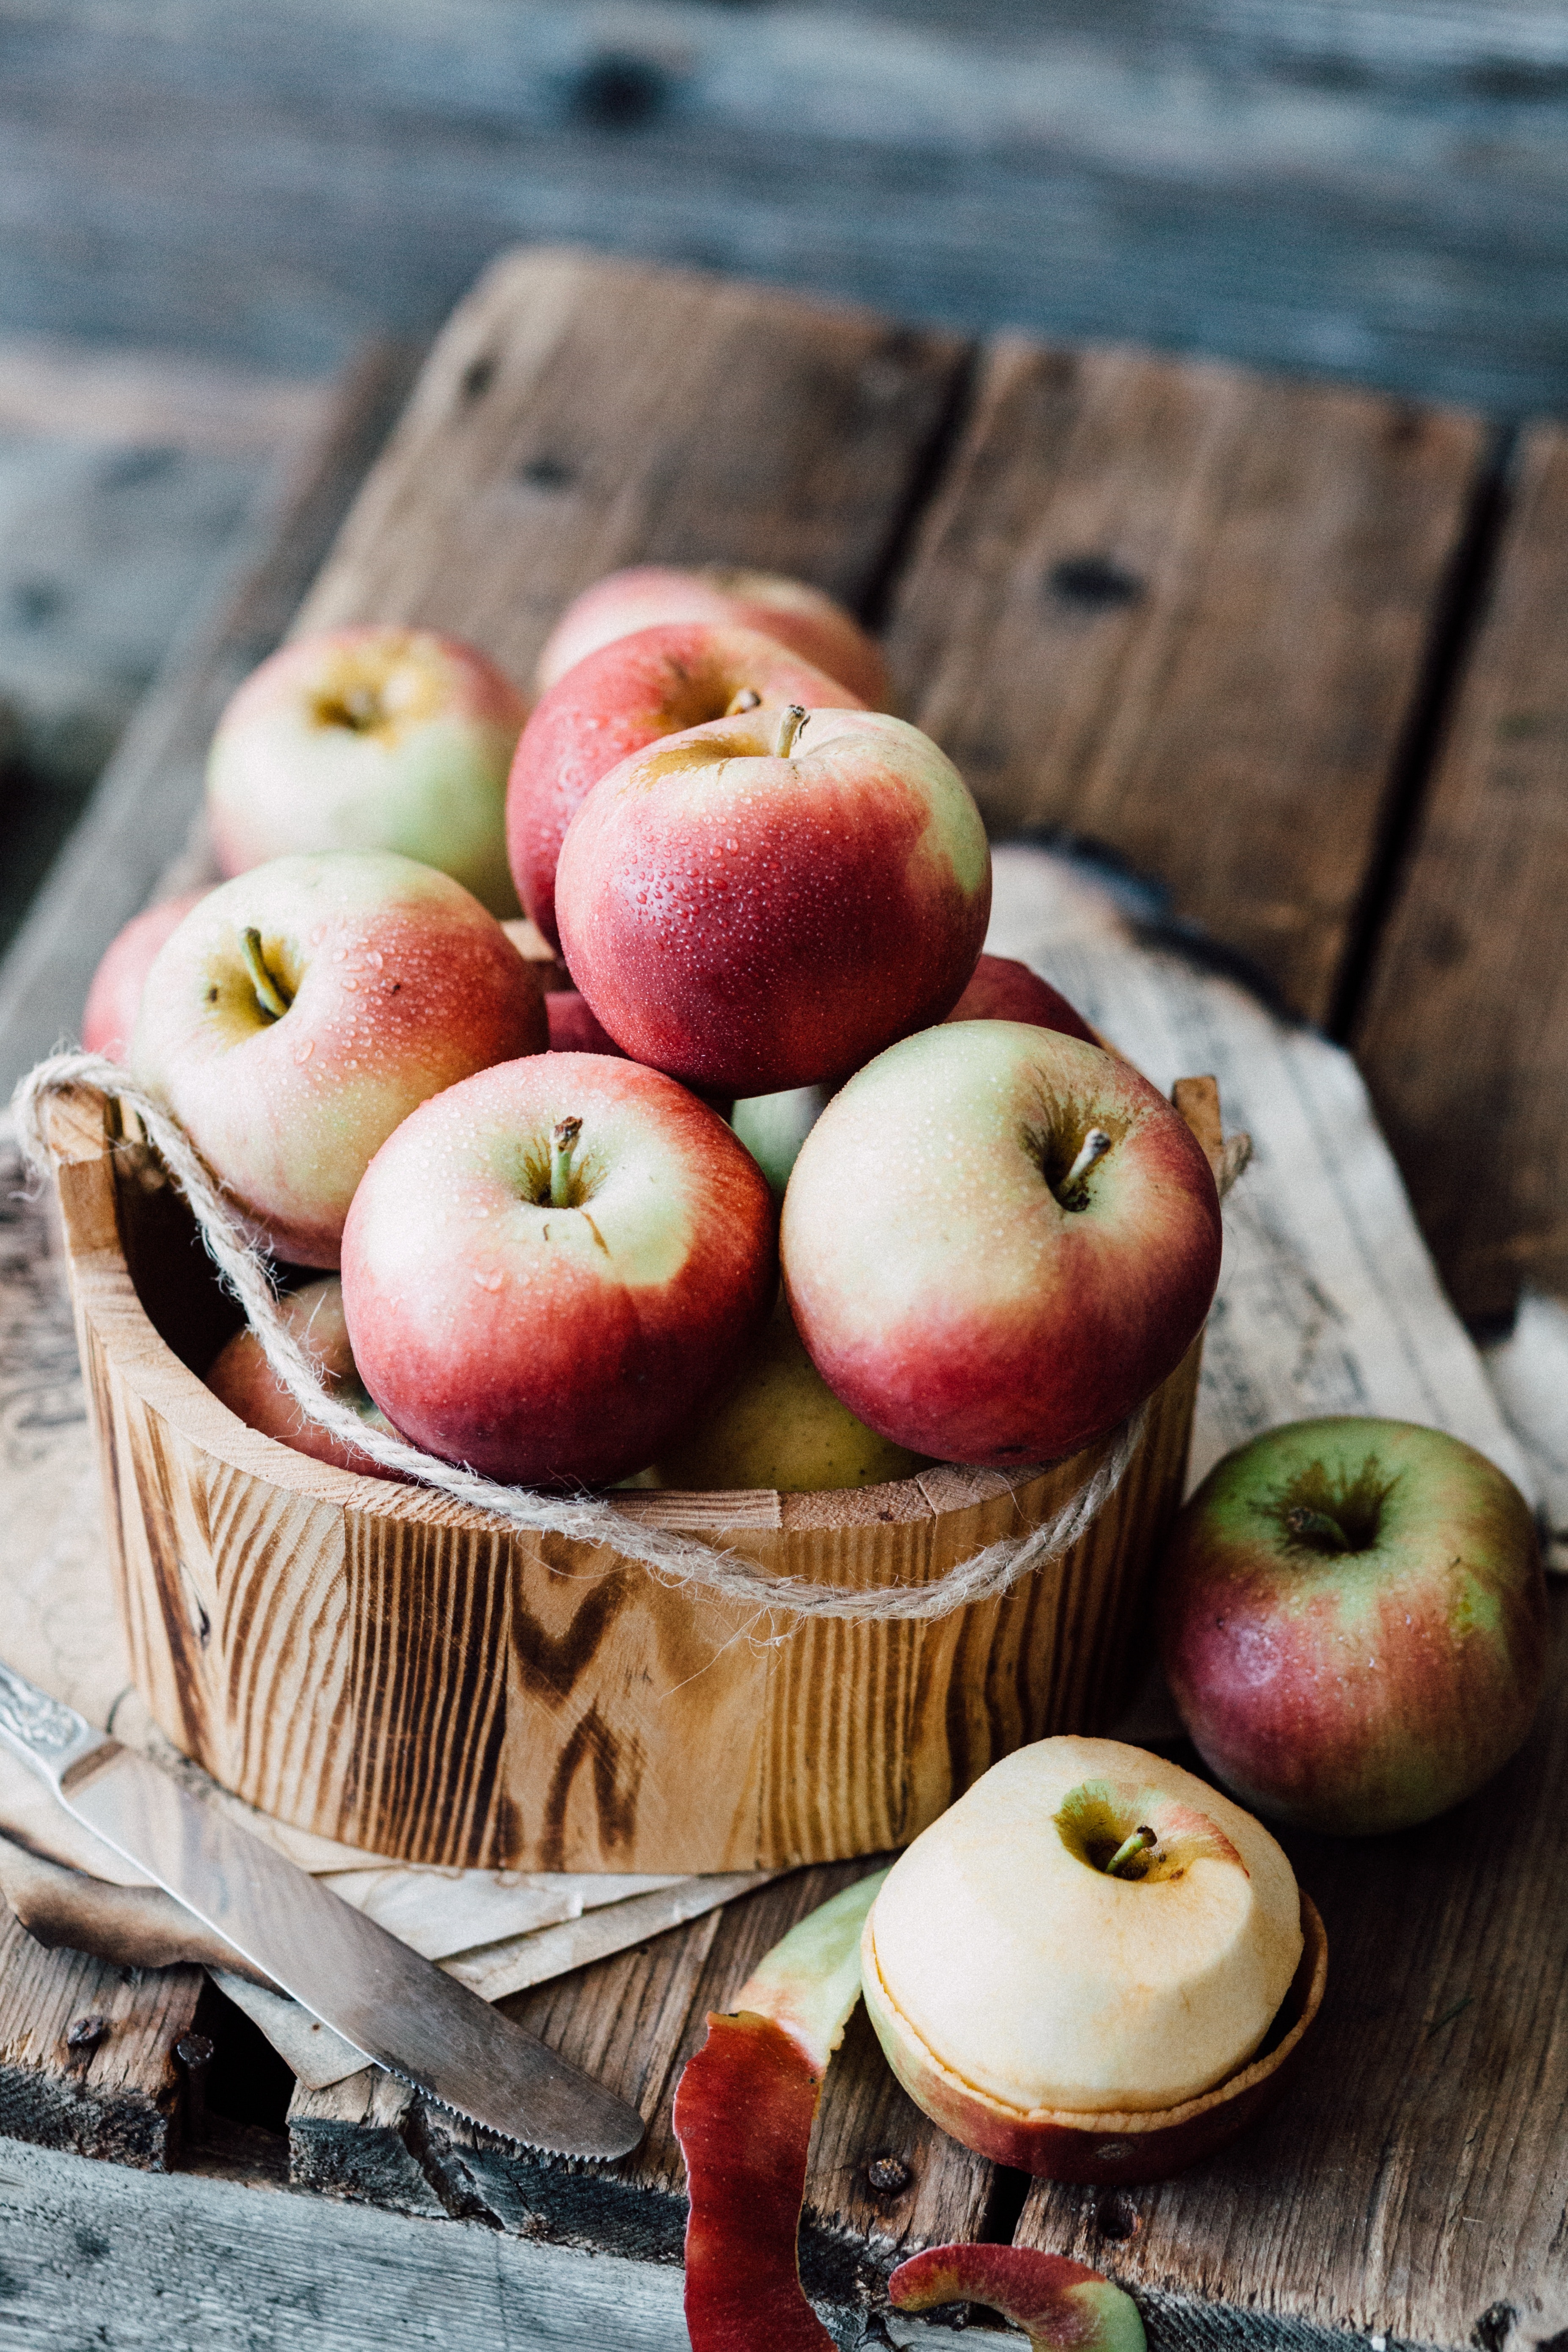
46 1081 1216 1875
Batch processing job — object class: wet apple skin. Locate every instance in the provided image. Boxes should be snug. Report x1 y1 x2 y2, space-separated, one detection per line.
1158 1418 1547 1835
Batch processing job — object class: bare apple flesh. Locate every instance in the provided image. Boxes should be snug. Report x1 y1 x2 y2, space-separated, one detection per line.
507 620 863 947
889 2245 1147 2352
1157 1417 1547 1834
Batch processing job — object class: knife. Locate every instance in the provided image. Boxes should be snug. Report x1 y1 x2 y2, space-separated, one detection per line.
0 1660 644 2160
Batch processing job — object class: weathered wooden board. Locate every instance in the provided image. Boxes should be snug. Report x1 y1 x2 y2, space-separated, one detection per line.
293 245 965 685
6 0 1568 414
884 337 1490 1024
1353 422 1568 1323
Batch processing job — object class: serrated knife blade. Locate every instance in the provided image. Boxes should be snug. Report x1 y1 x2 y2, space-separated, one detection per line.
0 1660 644 2159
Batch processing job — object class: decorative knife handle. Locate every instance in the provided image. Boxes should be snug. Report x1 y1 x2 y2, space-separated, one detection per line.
0 1660 104 1784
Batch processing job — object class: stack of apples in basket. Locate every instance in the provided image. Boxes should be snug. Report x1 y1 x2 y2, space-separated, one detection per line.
85 563 1548 2214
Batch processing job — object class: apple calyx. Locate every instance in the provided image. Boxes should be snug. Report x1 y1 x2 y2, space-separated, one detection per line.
1055 1780 1246 1886
315 679 383 734
239 927 292 1022
1058 1125 1113 1210
549 1114 582 1207
673 1871 885 2352
888 2245 1146 2352
775 703 807 758
1270 1453 1396 1559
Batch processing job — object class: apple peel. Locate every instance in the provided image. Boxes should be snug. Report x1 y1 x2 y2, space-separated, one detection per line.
889 2246 1146 2352
673 1870 886 2352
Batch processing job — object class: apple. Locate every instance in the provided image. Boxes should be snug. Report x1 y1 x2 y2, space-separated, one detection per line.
728 959 1099 1196
948 953 1098 1045
1157 1418 1547 1836
556 705 992 1097
653 1290 928 1492
545 989 626 1057
81 891 209 1062
781 1022 1220 1467
206 1277 407 1482
890 2249 1146 2352
207 625 527 916
861 1736 1303 2148
132 851 547 1268
340 1052 777 1489
507 621 864 948
534 564 888 708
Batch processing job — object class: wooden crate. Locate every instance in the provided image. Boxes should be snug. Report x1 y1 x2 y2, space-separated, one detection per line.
46 1082 1208 1874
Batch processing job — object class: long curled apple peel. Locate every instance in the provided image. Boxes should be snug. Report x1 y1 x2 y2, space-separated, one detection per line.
890 2245 1147 2352
673 1871 886 2352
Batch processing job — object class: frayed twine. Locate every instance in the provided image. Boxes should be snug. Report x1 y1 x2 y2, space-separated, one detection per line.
14 1053 1243 1627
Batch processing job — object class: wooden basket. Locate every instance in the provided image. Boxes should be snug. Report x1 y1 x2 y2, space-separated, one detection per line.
46 1081 1216 1875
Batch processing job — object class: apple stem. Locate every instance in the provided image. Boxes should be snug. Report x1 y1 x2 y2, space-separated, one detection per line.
550 1115 582 1208
726 686 762 716
240 927 291 1021
1105 1826 1158 1878
775 704 807 759
1059 1127 1112 1207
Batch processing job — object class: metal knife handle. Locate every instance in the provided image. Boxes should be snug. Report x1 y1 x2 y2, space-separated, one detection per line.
0 1660 106 1787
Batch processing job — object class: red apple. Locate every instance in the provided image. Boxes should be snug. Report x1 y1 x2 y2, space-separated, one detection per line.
132 851 546 1268
507 621 863 948
781 1022 1220 1465
556 705 992 1097
206 1277 407 1482
1157 1418 1547 1835
545 989 625 1056
890 2247 1146 2352
535 564 887 708
81 891 209 1062
947 953 1098 1045
207 625 527 916
340 1053 776 1488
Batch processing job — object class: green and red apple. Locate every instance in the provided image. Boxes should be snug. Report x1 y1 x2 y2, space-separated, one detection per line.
555 705 992 1097
507 620 864 947
206 1276 405 1482
1157 1417 1547 1835
207 624 526 915
132 851 546 1267
340 1052 777 1489
782 1021 1220 1466
81 890 210 1062
534 563 888 708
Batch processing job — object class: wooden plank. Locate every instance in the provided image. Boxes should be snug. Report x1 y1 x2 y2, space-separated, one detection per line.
0 338 421 1096
883 336 1489 1024
293 245 966 681
1351 422 1568 1322
289 1865 1000 2325
1015 1580 1568 2352
5 2 1568 414
0 1905 202 2169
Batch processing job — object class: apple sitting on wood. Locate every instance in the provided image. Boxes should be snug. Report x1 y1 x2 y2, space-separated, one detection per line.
206 1277 406 1482
861 1737 1303 2154
132 852 547 1268
782 1021 1220 1466
81 891 209 1062
534 563 888 709
1157 1418 1547 1836
207 625 527 917
557 705 992 1097
340 1053 777 1489
506 621 864 948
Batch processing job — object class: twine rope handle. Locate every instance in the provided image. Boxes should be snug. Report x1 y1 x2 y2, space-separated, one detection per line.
13 1053 1245 1627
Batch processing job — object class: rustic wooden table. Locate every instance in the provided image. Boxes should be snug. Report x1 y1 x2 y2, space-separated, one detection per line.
1 248 1565 2352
